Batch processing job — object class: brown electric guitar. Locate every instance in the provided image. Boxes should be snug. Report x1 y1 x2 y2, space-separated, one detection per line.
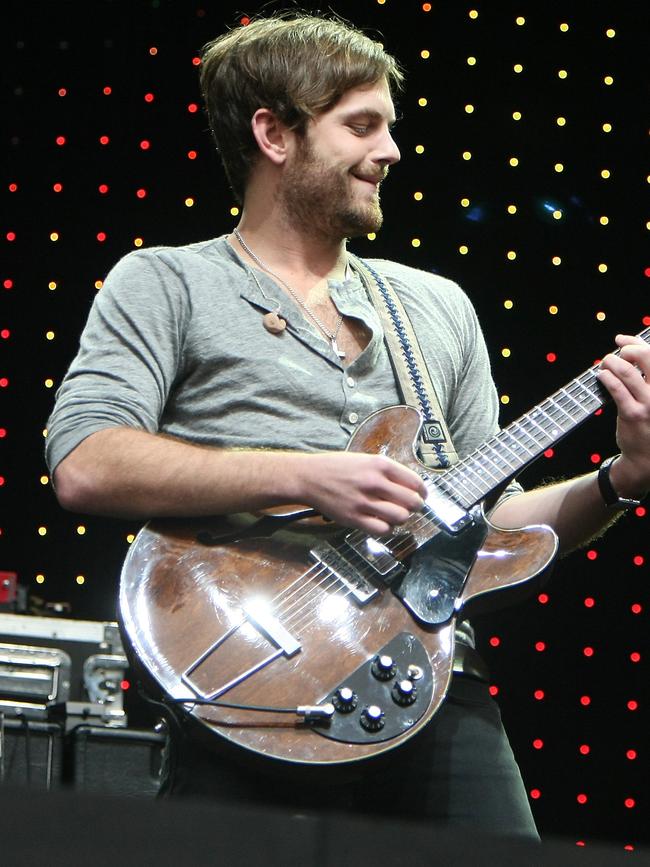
119 329 648 765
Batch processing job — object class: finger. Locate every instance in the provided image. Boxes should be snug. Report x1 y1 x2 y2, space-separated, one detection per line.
381 459 428 496
599 356 648 402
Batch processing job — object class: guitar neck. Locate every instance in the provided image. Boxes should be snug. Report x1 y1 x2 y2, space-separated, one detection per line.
435 327 650 510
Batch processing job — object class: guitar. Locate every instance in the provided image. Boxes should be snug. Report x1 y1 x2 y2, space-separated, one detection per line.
119 328 649 765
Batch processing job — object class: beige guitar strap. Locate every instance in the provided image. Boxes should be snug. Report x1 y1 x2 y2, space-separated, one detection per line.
349 254 459 470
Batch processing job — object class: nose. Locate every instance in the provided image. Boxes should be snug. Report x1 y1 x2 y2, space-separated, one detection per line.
380 127 401 167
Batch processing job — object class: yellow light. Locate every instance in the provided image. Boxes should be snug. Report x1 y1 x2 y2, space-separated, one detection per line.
604 75 614 85
459 245 469 255
507 251 517 261
462 151 472 160
377 0 386 4
560 23 569 32
549 305 559 315
36 574 45 585
95 280 103 289
501 347 511 357
411 238 421 248
598 263 608 273
421 50 430 59
184 197 194 207
552 256 562 265
507 204 517 214
465 104 475 113
469 10 478 19
512 111 522 121
418 97 428 107
38 526 47 536
509 157 519 166
600 216 609 225
501 395 510 405
134 237 143 247
554 163 564 173
48 281 57 290
606 28 616 38
516 16 525 25
126 533 135 544
44 378 54 389
367 232 377 240
602 123 612 133
415 144 425 154
77 525 86 535
50 232 59 242
596 311 607 321
40 475 49 485
504 299 514 309
467 56 477 66
46 330 55 340
76 575 85 585
513 63 523 73
460 197 470 207
413 191 424 201
601 169 611 179
556 116 566 126
42 428 48 438
553 210 563 220
558 69 568 79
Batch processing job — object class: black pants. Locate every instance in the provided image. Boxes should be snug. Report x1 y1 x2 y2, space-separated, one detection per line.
160 674 539 842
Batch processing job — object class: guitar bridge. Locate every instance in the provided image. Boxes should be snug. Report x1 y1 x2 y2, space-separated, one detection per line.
309 542 379 604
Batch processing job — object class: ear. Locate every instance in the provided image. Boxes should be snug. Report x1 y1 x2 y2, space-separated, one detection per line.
250 108 292 166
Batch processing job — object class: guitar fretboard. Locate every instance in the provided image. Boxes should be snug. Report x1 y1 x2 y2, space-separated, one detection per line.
431 327 650 510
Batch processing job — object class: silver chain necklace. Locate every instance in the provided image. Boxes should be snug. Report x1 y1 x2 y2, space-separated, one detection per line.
233 227 346 359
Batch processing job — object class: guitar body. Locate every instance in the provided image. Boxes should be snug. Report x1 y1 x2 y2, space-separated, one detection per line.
120 406 558 765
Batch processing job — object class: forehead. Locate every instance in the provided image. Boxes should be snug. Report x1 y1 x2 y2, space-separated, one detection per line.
323 78 396 123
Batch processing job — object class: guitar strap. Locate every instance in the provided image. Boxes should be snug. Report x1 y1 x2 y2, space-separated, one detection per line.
349 254 459 470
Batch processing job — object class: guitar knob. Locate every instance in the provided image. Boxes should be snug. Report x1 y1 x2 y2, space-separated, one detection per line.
371 654 396 681
392 678 417 707
360 705 385 732
332 686 358 713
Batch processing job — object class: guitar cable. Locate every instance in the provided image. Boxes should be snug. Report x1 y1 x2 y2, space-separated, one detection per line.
167 696 335 721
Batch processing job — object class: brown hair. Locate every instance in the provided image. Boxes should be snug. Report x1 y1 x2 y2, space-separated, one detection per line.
200 13 404 202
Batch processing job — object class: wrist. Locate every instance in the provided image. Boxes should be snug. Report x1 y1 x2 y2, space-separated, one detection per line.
598 454 647 509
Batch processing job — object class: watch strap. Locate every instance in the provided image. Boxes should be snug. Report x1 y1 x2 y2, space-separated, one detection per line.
597 455 642 509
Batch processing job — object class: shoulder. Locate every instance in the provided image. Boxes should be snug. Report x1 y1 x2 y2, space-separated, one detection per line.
106 236 233 281
362 257 477 317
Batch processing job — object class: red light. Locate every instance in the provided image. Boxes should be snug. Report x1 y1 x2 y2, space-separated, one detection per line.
4 233 14 242
626 749 637 760
543 448 554 458
586 549 598 560
643 316 650 326
546 352 557 363
644 268 650 278
0 329 10 339
136 189 147 199
0 477 5 487
631 603 642 614
580 695 591 706
8 183 18 192
99 135 110 145
533 738 544 750
594 408 603 415
140 140 151 150
489 685 498 696
489 636 500 647
627 700 638 711
187 150 198 160
58 88 67 97
144 92 155 103
577 793 588 804
0 378 8 388
120 679 130 690
535 641 545 652
422 2 432 10
579 744 590 755
55 135 66 146
538 592 549 604
534 689 545 700
590 453 600 464
103 86 112 95
584 597 595 608
630 651 641 662
98 184 109 194
635 506 646 517
240 16 251 25
633 555 644 566
583 646 594 657
149 47 158 56
188 103 199 113
624 845 635 852
625 798 636 809
3 280 13 290
0 429 6 438
576 841 585 848
529 788 541 800
192 56 201 66
96 232 107 242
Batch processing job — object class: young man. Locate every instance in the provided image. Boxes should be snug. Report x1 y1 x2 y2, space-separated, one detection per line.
46 15 649 837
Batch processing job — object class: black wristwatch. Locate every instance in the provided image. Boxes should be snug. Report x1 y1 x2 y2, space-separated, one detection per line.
597 455 643 510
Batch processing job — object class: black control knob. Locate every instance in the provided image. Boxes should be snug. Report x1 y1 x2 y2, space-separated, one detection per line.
371 654 396 681
332 686 358 713
391 678 417 706
360 705 385 732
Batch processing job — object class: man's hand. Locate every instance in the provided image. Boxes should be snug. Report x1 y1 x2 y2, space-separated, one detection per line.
598 333 650 497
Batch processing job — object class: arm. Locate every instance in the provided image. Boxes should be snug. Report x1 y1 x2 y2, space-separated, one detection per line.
491 335 650 553
53 426 427 537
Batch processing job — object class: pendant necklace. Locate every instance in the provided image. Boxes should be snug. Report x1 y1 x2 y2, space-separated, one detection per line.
233 227 346 359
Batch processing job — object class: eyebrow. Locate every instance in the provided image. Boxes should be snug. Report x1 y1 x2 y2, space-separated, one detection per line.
341 108 398 126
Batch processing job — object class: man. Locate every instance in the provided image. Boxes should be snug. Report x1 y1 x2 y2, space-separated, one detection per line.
46 14 649 838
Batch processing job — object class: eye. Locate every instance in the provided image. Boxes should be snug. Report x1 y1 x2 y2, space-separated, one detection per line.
350 125 369 135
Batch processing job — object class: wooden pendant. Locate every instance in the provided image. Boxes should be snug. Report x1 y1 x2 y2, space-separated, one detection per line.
263 311 287 334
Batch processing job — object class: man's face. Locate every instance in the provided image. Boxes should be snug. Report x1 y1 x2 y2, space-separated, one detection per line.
279 78 401 240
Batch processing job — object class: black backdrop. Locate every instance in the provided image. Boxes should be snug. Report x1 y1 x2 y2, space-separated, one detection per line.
3 0 649 851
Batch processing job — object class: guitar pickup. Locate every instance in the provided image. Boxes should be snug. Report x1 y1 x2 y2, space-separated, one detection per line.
343 535 401 577
310 542 379 604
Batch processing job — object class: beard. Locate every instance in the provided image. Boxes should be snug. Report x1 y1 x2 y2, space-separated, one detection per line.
279 136 385 240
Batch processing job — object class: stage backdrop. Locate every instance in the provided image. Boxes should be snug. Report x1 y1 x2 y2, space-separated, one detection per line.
4 0 648 852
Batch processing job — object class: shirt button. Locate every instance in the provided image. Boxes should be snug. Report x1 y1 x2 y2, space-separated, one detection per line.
348 412 359 424
346 376 356 387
